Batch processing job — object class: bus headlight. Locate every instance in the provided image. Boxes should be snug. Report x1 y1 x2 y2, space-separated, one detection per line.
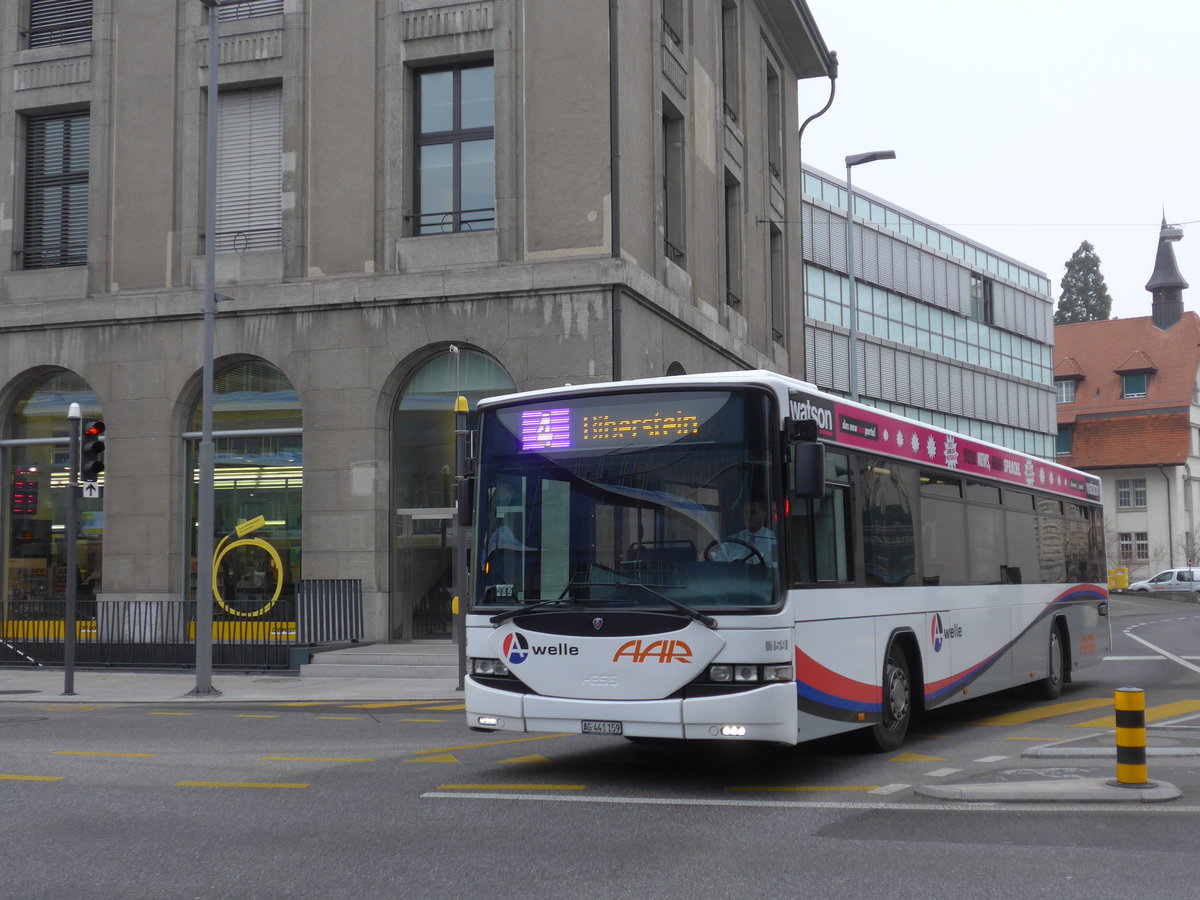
708 664 733 682
470 658 510 677
706 663 794 684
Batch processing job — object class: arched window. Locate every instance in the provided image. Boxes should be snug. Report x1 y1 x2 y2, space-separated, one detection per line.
185 361 301 624
391 349 513 639
2 372 102 620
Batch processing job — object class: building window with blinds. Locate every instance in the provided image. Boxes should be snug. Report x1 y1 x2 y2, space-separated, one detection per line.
415 62 495 235
215 0 284 20
27 0 92 48
22 110 89 269
216 86 282 253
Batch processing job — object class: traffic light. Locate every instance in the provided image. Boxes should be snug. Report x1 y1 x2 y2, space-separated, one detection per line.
80 419 105 480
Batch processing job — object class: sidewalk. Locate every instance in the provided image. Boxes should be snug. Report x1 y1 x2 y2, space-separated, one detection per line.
0 666 461 703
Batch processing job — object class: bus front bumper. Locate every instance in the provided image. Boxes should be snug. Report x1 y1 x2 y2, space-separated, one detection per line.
465 678 799 744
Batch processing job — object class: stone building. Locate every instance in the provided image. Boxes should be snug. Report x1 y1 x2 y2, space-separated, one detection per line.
0 0 834 648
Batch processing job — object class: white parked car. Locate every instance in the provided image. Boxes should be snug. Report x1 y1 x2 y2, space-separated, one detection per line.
1127 567 1200 591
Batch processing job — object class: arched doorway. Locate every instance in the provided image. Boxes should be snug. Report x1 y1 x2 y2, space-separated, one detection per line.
1 372 102 636
184 361 301 627
391 349 514 640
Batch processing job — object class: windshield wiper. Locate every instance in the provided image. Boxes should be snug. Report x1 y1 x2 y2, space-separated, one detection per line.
614 582 717 629
488 596 574 626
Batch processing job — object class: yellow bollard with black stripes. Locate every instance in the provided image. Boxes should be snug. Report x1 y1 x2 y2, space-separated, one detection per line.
1111 687 1154 788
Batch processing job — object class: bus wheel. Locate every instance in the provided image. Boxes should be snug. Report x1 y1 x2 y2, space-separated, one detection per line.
1032 624 1064 700
864 644 911 752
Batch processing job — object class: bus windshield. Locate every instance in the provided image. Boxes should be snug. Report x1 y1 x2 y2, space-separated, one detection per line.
471 388 780 611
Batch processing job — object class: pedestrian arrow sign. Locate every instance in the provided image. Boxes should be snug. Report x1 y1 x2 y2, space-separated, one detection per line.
81 482 101 499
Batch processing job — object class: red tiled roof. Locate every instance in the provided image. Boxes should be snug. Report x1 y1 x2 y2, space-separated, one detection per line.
1055 312 1200 422
1114 350 1156 374
1059 412 1190 468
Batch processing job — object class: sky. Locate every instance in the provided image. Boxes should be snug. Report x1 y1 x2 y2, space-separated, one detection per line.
797 0 1200 320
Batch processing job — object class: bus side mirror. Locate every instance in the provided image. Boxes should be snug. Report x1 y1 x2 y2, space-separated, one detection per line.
458 475 475 527
791 442 825 499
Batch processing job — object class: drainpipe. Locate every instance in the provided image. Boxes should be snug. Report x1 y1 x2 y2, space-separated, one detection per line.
1159 465 1174 567
609 0 622 380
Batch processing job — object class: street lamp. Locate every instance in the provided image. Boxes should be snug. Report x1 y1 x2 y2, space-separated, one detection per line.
192 0 225 695
844 150 896 403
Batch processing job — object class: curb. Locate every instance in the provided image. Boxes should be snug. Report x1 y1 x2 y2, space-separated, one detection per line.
915 777 1181 803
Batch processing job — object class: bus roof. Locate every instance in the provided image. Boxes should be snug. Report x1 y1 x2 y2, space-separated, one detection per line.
475 370 1101 504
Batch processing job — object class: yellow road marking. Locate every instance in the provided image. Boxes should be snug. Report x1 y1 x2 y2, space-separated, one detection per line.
147 712 194 717
41 706 108 712
501 755 551 764
316 716 362 721
1073 699 1200 729
726 785 879 793
271 702 331 707
971 697 1112 726
259 756 375 763
176 781 309 789
399 718 447 723
1004 736 1051 741
438 784 584 791
233 714 279 719
414 734 574 756
890 752 944 762
342 701 447 709
0 774 63 782
406 754 460 764
53 751 155 758
417 704 466 711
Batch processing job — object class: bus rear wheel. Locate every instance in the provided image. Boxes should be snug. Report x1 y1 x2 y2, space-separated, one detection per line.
863 644 911 752
1031 624 1065 700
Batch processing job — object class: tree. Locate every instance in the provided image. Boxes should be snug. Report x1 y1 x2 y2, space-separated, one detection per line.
1054 240 1113 325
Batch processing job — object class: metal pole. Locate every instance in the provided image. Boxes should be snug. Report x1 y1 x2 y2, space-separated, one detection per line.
192 0 221 695
450 345 468 690
63 403 81 695
844 164 859 402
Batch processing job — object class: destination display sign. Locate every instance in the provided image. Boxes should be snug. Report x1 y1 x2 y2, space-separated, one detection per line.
503 392 732 453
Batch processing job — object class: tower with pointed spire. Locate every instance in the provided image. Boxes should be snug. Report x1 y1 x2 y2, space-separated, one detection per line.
1146 215 1188 329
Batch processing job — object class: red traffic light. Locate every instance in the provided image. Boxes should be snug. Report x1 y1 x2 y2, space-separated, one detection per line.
80 418 105 480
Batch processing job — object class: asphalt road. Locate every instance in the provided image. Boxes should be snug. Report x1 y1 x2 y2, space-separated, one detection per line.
3 593 1199 898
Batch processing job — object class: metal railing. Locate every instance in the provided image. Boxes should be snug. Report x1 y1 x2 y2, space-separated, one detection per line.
0 597 297 670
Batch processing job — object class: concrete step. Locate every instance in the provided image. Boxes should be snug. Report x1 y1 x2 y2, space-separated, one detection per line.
299 642 458 679
298 663 457 679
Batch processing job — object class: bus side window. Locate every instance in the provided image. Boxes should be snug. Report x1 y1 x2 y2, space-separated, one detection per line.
789 485 851 586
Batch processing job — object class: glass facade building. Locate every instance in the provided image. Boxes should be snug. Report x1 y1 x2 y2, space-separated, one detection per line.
802 166 1056 459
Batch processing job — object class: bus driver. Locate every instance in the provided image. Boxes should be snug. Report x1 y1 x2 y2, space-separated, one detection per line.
713 499 777 567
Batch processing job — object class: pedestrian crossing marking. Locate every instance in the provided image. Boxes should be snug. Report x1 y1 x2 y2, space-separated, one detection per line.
1072 699 1200 729
971 697 1112 726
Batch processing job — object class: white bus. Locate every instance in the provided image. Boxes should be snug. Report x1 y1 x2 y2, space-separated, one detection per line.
463 370 1109 749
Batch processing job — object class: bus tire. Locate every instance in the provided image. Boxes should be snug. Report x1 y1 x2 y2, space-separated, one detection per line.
1032 623 1065 701
863 643 911 752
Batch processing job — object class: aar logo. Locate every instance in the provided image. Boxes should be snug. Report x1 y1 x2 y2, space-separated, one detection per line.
502 632 530 664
